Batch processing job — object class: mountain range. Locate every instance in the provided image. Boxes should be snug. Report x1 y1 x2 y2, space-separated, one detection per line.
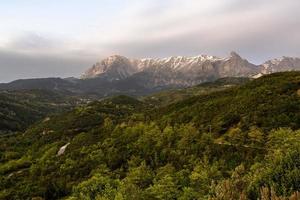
0 52 299 97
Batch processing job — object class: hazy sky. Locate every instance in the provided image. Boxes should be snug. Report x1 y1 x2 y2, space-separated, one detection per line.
0 0 299 82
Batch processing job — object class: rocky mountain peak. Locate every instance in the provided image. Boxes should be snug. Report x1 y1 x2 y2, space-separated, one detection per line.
81 55 139 80
230 51 241 58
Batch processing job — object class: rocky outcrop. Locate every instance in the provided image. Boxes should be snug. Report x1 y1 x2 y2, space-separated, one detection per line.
57 143 70 156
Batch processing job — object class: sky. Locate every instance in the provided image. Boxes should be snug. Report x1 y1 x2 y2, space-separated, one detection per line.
0 0 299 82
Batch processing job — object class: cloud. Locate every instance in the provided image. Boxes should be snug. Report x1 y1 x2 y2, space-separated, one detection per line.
8 33 58 50
77 0 300 63
0 49 92 83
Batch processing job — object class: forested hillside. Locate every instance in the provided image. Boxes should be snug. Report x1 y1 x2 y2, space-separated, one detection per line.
153 72 300 132
141 77 249 106
0 72 299 200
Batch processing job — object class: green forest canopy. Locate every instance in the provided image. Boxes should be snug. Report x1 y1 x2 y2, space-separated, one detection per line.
0 72 299 200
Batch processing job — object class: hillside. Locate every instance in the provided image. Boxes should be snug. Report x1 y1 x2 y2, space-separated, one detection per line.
0 72 299 200
154 72 300 133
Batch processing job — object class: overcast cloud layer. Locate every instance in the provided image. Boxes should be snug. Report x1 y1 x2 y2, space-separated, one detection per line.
0 0 299 82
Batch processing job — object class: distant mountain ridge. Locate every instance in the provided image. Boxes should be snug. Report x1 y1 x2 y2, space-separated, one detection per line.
81 52 260 85
81 52 300 88
0 52 300 97
82 52 300 80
